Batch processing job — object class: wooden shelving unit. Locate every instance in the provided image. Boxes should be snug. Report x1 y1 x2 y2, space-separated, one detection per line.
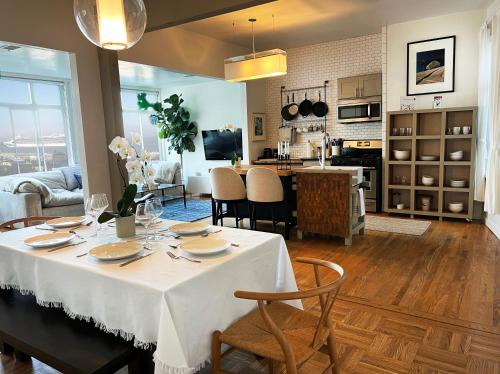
385 107 477 221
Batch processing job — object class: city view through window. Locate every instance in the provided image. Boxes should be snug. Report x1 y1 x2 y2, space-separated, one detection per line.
0 77 73 176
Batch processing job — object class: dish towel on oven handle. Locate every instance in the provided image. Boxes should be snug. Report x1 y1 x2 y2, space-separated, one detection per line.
358 188 366 217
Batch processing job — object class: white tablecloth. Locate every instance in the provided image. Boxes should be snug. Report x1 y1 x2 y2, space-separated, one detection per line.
0 220 299 373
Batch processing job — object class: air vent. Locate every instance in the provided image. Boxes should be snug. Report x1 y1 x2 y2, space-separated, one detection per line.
0 45 21 52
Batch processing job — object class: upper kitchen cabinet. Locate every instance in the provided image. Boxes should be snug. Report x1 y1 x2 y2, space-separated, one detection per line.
338 73 382 99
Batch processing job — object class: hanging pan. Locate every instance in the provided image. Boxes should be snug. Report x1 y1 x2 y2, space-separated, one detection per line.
298 93 313 117
281 93 298 121
312 91 329 117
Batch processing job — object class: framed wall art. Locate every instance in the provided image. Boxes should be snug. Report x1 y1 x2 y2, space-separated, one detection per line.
407 35 455 96
250 113 266 141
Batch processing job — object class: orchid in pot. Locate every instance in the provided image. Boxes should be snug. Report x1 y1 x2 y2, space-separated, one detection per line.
98 134 156 238
219 124 242 167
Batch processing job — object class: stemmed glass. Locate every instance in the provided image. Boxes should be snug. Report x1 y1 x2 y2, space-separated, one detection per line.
136 203 154 247
146 198 163 241
90 193 109 237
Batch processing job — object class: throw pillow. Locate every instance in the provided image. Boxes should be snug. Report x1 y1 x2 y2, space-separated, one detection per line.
74 173 83 189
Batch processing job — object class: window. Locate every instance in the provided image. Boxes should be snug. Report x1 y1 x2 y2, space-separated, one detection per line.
121 89 160 160
0 77 73 176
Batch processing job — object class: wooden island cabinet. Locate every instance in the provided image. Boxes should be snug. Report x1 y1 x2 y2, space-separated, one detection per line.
212 165 365 245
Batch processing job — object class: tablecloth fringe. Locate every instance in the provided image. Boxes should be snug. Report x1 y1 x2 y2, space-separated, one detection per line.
153 351 208 374
0 282 155 350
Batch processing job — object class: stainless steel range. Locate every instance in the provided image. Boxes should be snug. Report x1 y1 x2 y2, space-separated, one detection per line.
331 140 382 212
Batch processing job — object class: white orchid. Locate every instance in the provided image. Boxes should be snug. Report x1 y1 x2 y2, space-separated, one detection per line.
129 171 145 185
141 149 152 162
125 159 141 172
108 134 155 188
144 165 155 178
131 132 142 145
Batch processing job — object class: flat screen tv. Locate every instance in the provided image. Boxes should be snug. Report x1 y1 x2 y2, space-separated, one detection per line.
202 129 243 160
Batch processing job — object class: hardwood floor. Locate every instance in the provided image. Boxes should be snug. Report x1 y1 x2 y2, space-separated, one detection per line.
1 215 499 373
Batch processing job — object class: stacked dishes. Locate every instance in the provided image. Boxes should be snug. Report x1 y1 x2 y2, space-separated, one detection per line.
448 202 464 213
419 155 438 161
450 179 467 188
449 150 464 161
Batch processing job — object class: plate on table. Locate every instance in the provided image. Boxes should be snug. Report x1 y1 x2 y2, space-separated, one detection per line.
169 222 210 235
180 237 230 256
46 216 86 228
24 232 75 248
89 242 142 261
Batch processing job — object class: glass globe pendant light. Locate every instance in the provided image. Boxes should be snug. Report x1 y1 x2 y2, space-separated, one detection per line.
74 0 147 50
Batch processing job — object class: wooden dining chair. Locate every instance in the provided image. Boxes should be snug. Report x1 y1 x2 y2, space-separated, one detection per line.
0 216 61 231
212 257 345 374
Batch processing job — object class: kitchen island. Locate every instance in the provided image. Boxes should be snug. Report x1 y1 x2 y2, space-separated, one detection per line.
212 165 365 245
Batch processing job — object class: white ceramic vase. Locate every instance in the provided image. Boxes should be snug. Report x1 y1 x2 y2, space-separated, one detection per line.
115 215 136 238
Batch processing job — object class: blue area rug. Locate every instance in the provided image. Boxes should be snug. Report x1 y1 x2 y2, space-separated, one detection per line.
160 199 212 222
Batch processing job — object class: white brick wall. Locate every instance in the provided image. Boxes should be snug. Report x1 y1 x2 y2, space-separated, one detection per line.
264 33 383 158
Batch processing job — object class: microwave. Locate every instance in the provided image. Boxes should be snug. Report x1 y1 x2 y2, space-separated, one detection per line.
337 99 382 123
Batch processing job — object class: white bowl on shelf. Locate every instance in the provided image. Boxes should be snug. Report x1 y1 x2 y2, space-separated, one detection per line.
448 202 464 213
421 175 435 186
396 203 405 210
450 179 467 188
393 150 410 161
419 155 438 161
449 150 464 161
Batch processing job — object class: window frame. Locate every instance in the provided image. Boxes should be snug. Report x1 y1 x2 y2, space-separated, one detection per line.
120 86 161 154
0 73 75 175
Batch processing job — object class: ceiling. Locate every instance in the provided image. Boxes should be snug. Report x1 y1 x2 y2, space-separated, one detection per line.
179 0 492 50
118 61 218 89
0 42 71 80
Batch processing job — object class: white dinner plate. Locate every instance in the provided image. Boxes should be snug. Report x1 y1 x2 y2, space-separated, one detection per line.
169 222 211 235
89 242 142 261
46 216 86 228
180 237 230 256
419 155 438 161
24 232 75 248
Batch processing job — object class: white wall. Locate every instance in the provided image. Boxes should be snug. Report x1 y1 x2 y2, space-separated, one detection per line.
485 0 500 239
161 80 247 192
264 33 383 158
386 10 485 111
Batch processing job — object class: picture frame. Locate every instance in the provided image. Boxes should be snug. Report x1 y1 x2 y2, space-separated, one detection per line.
250 113 266 141
406 35 455 96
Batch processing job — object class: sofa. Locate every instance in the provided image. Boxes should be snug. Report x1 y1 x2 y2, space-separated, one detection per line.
0 165 84 224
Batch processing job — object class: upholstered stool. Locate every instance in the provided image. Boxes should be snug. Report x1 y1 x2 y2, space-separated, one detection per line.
246 167 287 234
210 167 247 228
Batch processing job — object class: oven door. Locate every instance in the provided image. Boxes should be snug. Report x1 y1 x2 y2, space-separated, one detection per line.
362 167 377 199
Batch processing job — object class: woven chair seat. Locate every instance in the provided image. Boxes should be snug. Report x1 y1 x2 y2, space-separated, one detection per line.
220 301 329 366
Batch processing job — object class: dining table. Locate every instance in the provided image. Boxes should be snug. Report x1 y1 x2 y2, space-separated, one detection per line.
0 219 300 373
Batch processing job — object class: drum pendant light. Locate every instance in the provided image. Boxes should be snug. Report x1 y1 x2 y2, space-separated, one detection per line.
224 18 287 82
74 0 147 50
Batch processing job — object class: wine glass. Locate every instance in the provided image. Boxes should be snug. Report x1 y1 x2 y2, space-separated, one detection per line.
136 203 153 247
90 193 109 237
146 198 163 241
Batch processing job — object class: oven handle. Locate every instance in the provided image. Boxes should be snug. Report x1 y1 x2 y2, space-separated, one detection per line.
362 167 376 170
368 102 371 118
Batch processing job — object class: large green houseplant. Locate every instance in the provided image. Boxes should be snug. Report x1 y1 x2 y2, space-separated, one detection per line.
137 93 197 180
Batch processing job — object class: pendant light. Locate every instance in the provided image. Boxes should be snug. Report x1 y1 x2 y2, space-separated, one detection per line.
74 0 147 50
224 18 287 82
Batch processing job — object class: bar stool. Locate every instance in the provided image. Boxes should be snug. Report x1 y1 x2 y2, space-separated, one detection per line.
246 167 287 235
210 167 247 228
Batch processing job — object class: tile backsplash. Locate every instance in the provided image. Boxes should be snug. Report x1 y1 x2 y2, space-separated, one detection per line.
265 33 383 158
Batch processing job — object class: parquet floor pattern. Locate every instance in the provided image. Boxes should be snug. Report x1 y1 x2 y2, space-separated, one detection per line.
1 216 499 373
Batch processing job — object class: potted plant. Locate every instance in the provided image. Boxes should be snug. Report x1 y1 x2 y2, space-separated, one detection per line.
98 135 156 237
98 184 138 238
137 93 197 181
220 124 241 167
